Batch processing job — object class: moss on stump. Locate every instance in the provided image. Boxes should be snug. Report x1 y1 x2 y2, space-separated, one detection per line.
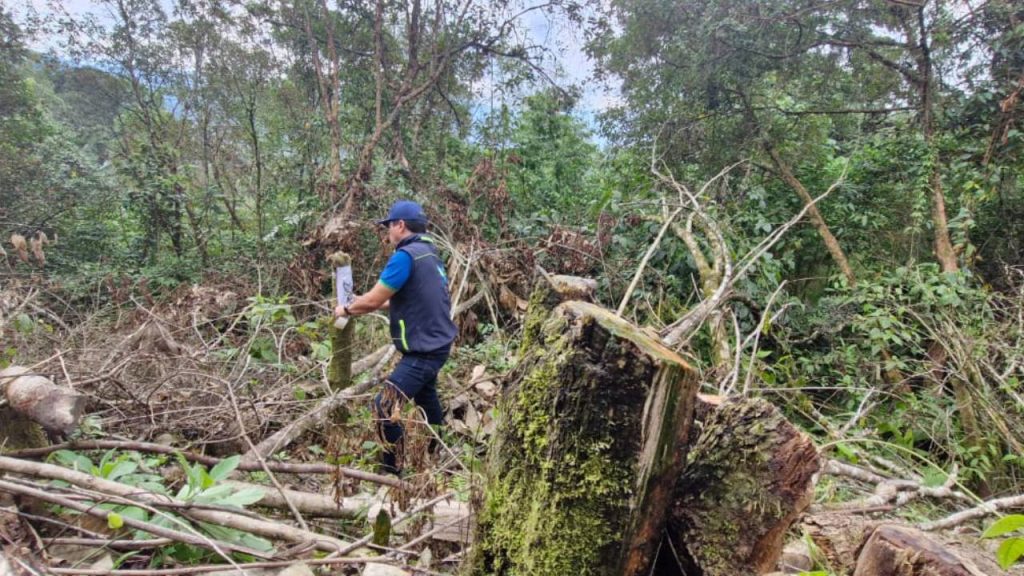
670 397 820 575
468 301 699 576
0 407 47 450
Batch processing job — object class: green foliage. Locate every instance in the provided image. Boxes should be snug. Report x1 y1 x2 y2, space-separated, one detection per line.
982 515 1024 570
49 450 271 561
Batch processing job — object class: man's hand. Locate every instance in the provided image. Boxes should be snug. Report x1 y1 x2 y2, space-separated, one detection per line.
333 283 394 318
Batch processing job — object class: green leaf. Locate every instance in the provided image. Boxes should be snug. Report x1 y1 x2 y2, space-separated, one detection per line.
105 461 138 482
983 515 1024 538
107 512 124 530
194 484 235 504
835 442 858 464
14 313 34 334
52 450 94 472
209 455 240 482
220 487 265 508
996 537 1024 570
117 506 147 523
239 533 274 552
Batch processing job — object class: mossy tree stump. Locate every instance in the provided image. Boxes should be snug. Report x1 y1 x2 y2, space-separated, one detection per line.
468 300 699 576
669 396 820 575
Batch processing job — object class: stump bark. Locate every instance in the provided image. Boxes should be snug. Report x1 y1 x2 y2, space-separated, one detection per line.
468 300 699 576
0 366 85 449
853 524 986 576
668 395 820 575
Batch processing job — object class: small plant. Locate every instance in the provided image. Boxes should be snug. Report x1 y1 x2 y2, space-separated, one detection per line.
981 514 1024 570
49 450 271 560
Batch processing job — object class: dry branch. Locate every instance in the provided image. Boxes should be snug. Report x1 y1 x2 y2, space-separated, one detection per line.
243 342 397 464
242 376 378 466
0 478 269 559
822 460 972 512
657 163 847 348
0 456 352 553
4 440 404 489
44 557 399 575
919 494 1024 531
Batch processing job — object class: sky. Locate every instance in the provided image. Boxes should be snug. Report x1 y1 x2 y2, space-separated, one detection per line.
13 0 621 125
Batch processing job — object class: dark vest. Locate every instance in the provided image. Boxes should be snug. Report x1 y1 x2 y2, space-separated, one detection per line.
388 235 458 355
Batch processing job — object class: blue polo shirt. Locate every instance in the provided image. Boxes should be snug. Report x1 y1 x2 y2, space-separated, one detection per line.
379 251 413 292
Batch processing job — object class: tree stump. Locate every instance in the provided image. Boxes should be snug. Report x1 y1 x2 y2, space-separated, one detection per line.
327 251 354 393
0 366 85 449
668 395 820 575
468 300 699 575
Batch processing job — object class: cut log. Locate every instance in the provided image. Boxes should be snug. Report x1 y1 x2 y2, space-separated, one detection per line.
668 394 820 575
853 524 987 576
468 300 699 575
800 515 1012 576
0 366 86 444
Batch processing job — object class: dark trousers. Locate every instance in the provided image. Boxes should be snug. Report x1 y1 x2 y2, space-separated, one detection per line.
374 350 448 474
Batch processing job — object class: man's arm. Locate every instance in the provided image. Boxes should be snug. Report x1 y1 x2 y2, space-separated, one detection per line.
335 282 394 317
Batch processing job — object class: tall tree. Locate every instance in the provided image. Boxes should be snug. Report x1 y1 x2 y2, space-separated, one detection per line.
589 0 989 277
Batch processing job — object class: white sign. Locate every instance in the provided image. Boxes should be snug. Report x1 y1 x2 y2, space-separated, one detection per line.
336 265 354 307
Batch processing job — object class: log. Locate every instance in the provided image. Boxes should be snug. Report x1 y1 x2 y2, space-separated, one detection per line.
468 300 699 575
668 395 820 575
853 524 988 576
801 510 1011 575
0 366 86 442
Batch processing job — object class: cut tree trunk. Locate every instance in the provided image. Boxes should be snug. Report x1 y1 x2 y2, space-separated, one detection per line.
799 514 1008 576
0 366 86 449
668 395 820 575
327 251 354 394
854 524 985 576
467 299 700 576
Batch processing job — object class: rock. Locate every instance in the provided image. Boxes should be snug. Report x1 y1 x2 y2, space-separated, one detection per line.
779 539 814 573
474 380 498 398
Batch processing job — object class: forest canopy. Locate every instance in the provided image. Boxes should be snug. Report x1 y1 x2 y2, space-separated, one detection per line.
1 0 1023 573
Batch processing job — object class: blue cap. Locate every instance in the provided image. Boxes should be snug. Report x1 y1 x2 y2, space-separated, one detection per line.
376 200 427 225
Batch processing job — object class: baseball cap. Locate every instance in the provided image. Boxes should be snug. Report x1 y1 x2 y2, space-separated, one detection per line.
376 200 427 226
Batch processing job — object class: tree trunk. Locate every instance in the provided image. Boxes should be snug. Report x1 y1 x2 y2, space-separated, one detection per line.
327 252 354 395
468 299 700 576
0 408 47 451
854 524 981 576
669 395 820 575
767 147 857 286
0 366 86 441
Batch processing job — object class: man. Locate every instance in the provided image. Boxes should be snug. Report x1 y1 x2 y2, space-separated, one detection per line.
335 200 458 475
